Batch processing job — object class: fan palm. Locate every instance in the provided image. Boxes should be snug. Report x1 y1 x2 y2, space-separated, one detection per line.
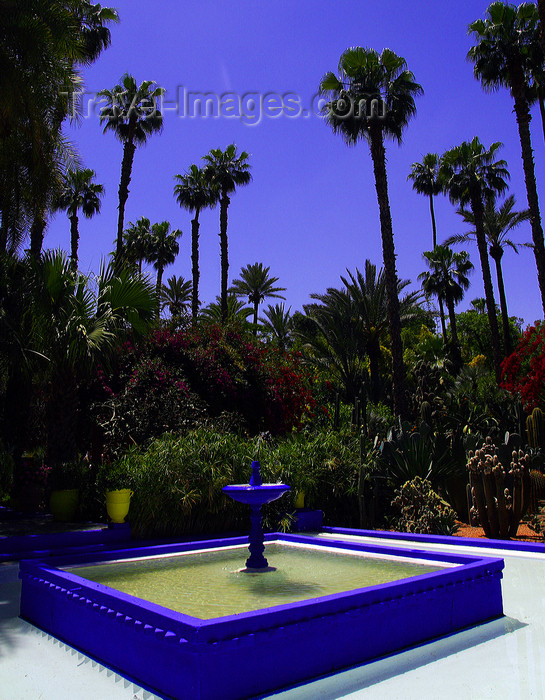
440 137 508 381
419 246 473 366
231 262 286 334
319 47 423 417
29 251 155 464
145 221 182 315
162 275 192 318
260 303 293 351
468 2 545 314
173 164 219 320
202 145 251 322
121 217 152 273
56 167 104 271
98 74 165 263
445 194 530 356
340 261 422 403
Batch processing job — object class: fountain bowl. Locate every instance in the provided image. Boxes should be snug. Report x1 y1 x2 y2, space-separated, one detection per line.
222 482 289 506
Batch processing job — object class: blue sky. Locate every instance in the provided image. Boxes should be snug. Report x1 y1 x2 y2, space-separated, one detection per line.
46 0 545 327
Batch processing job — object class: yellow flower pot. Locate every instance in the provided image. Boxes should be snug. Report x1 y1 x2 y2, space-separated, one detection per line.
294 491 305 509
105 489 133 524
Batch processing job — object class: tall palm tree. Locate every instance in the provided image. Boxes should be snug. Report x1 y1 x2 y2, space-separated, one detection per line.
202 145 251 323
145 221 182 315
260 303 292 351
98 74 165 264
121 217 152 273
445 194 530 356
319 47 423 417
440 137 509 381
468 2 545 314
0 2 117 257
56 167 104 271
419 246 473 367
231 262 286 334
173 164 219 320
408 152 447 337
161 275 192 319
340 261 421 403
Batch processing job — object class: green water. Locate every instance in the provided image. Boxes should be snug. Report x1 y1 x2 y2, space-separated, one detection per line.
65 543 442 619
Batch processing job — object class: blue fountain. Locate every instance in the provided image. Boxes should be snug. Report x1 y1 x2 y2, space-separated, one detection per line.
222 461 289 571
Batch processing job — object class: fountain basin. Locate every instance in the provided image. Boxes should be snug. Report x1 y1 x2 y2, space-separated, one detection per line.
19 533 504 699
222 483 289 506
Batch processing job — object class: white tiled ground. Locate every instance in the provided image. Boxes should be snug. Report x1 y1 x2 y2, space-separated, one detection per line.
1 535 544 700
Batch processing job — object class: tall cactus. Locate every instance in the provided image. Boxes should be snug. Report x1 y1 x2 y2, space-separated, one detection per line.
467 436 531 539
526 407 545 449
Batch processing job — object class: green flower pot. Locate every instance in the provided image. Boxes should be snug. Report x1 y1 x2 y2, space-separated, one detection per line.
49 489 79 522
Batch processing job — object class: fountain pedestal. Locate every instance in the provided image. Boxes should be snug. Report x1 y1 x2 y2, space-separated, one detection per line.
222 461 289 572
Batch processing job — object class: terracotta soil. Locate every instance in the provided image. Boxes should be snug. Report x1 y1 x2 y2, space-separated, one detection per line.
454 522 543 543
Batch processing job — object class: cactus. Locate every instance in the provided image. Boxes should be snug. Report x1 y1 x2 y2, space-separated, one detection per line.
529 469 545 514
420 400 433 427
526 407 545 449
467 436 531 539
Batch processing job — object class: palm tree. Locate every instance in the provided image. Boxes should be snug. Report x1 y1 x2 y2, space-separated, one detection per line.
341 261 421 403
440 137 509 381
319 47 423 417
121 217 152 273
445 194 530 356
419 246 473 367
28 251 155 464
98 74 165 264
173 164 219 320
202 145 251 322
200 295 253 325
56 167 104 271
162 275 192 318
299 288 366 402
408 152 447 338
145 221 182 315
468 2 545 314
231 262 286 334
260 303 292 350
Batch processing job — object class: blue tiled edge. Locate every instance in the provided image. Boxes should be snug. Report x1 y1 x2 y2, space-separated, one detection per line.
322 526 545 554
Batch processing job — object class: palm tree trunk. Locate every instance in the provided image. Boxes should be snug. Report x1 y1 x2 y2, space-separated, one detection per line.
445 293 462 370
191 211 201 321
491 248 512 357
369 127 407 418
429 194 437 248
367 336 381 403
510 67 545 314
253 300 259 335
69 213 79 272
538 87 545 142
470 191 503 382
219 190 230 323
155 264 164 318
116 139 136 264
30 210 46 257
428 194 447 339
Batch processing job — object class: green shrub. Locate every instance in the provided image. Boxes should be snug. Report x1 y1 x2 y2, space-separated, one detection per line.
120 426 363 538
390 476 459 536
